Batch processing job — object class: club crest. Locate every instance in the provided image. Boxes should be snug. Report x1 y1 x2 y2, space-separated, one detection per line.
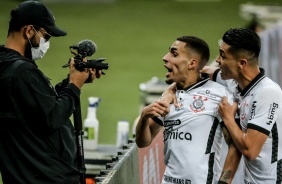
190 96 208 112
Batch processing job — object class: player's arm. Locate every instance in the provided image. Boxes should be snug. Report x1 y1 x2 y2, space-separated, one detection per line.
135 83 178 148
218 97 268 160
201 65 219 80
135 100 169 148
219 126 242 184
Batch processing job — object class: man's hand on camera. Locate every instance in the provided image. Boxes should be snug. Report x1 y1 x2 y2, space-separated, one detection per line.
69 58 89 89
86 68 103 83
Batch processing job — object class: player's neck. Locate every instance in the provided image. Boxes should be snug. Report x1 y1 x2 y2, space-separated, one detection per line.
180 72 202 89
237 67 260 90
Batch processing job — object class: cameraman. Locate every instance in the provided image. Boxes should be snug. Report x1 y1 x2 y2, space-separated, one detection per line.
0 1 101 183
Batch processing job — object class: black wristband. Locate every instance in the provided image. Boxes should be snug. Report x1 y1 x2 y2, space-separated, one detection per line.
218 181 228 184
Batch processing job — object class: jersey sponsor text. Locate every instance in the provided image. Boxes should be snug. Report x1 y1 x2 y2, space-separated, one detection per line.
163 175 191 184
267 103 279 125
164 129 192 141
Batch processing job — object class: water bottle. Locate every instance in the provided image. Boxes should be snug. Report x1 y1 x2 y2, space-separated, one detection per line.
83 97 100 150
116 120 129 148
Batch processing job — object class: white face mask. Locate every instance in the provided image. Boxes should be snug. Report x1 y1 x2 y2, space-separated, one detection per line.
29 32 50 60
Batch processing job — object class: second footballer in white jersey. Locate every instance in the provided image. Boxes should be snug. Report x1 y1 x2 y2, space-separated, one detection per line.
136 35 240 184
152 75 234 184
214 68 282 184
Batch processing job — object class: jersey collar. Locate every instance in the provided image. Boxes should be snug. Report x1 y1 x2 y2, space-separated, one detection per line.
177 73 210 91
240 68 265 97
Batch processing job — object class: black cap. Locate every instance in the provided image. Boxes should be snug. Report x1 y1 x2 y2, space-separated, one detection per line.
10 0 67 37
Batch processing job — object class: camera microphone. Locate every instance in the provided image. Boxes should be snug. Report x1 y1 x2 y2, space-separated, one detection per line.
64 40 108 76
70 40 97 57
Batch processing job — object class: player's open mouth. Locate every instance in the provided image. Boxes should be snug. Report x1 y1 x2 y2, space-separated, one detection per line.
165 66 173 77
164 65 172 72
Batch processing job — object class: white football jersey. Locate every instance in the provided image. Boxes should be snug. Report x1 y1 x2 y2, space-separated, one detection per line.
153 77 234 184
215 69 282 184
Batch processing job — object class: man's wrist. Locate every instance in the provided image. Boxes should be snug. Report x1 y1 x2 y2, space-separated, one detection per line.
222 117 235 126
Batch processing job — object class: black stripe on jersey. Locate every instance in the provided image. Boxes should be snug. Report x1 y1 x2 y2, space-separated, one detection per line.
151 117 163 126
212 68 221 82
235 118 242 129
179 74 209 91
277 159 282 183
205 118 220 154
220 121 224 128
186 78 209 91
271 122 278 163
240 68 265 97
206 152 215 184
247 123 270 135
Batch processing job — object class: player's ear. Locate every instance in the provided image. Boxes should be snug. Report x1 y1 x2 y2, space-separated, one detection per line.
238 58 247 69
188 58 198 70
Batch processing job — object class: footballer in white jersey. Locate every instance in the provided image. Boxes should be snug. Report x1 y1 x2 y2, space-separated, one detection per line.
152 76 234 184
214 68 282 184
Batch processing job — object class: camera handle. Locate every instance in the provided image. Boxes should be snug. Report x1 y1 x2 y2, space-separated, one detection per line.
73 98 86 184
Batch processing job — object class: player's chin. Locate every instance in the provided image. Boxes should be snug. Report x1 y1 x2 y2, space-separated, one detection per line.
221 75 231 80
165 78 174 85
220 72 227 80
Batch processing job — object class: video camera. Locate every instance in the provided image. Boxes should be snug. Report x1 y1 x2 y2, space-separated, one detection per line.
63 40 109 74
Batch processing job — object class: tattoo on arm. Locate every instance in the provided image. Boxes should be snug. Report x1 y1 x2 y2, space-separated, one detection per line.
219 170 232 183
218 181 228 184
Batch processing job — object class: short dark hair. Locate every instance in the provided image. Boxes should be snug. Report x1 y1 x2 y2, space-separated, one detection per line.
176 36 210 68
222 28 261 59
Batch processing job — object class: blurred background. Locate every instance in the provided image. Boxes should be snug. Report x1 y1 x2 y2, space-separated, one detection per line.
0 0 281 146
